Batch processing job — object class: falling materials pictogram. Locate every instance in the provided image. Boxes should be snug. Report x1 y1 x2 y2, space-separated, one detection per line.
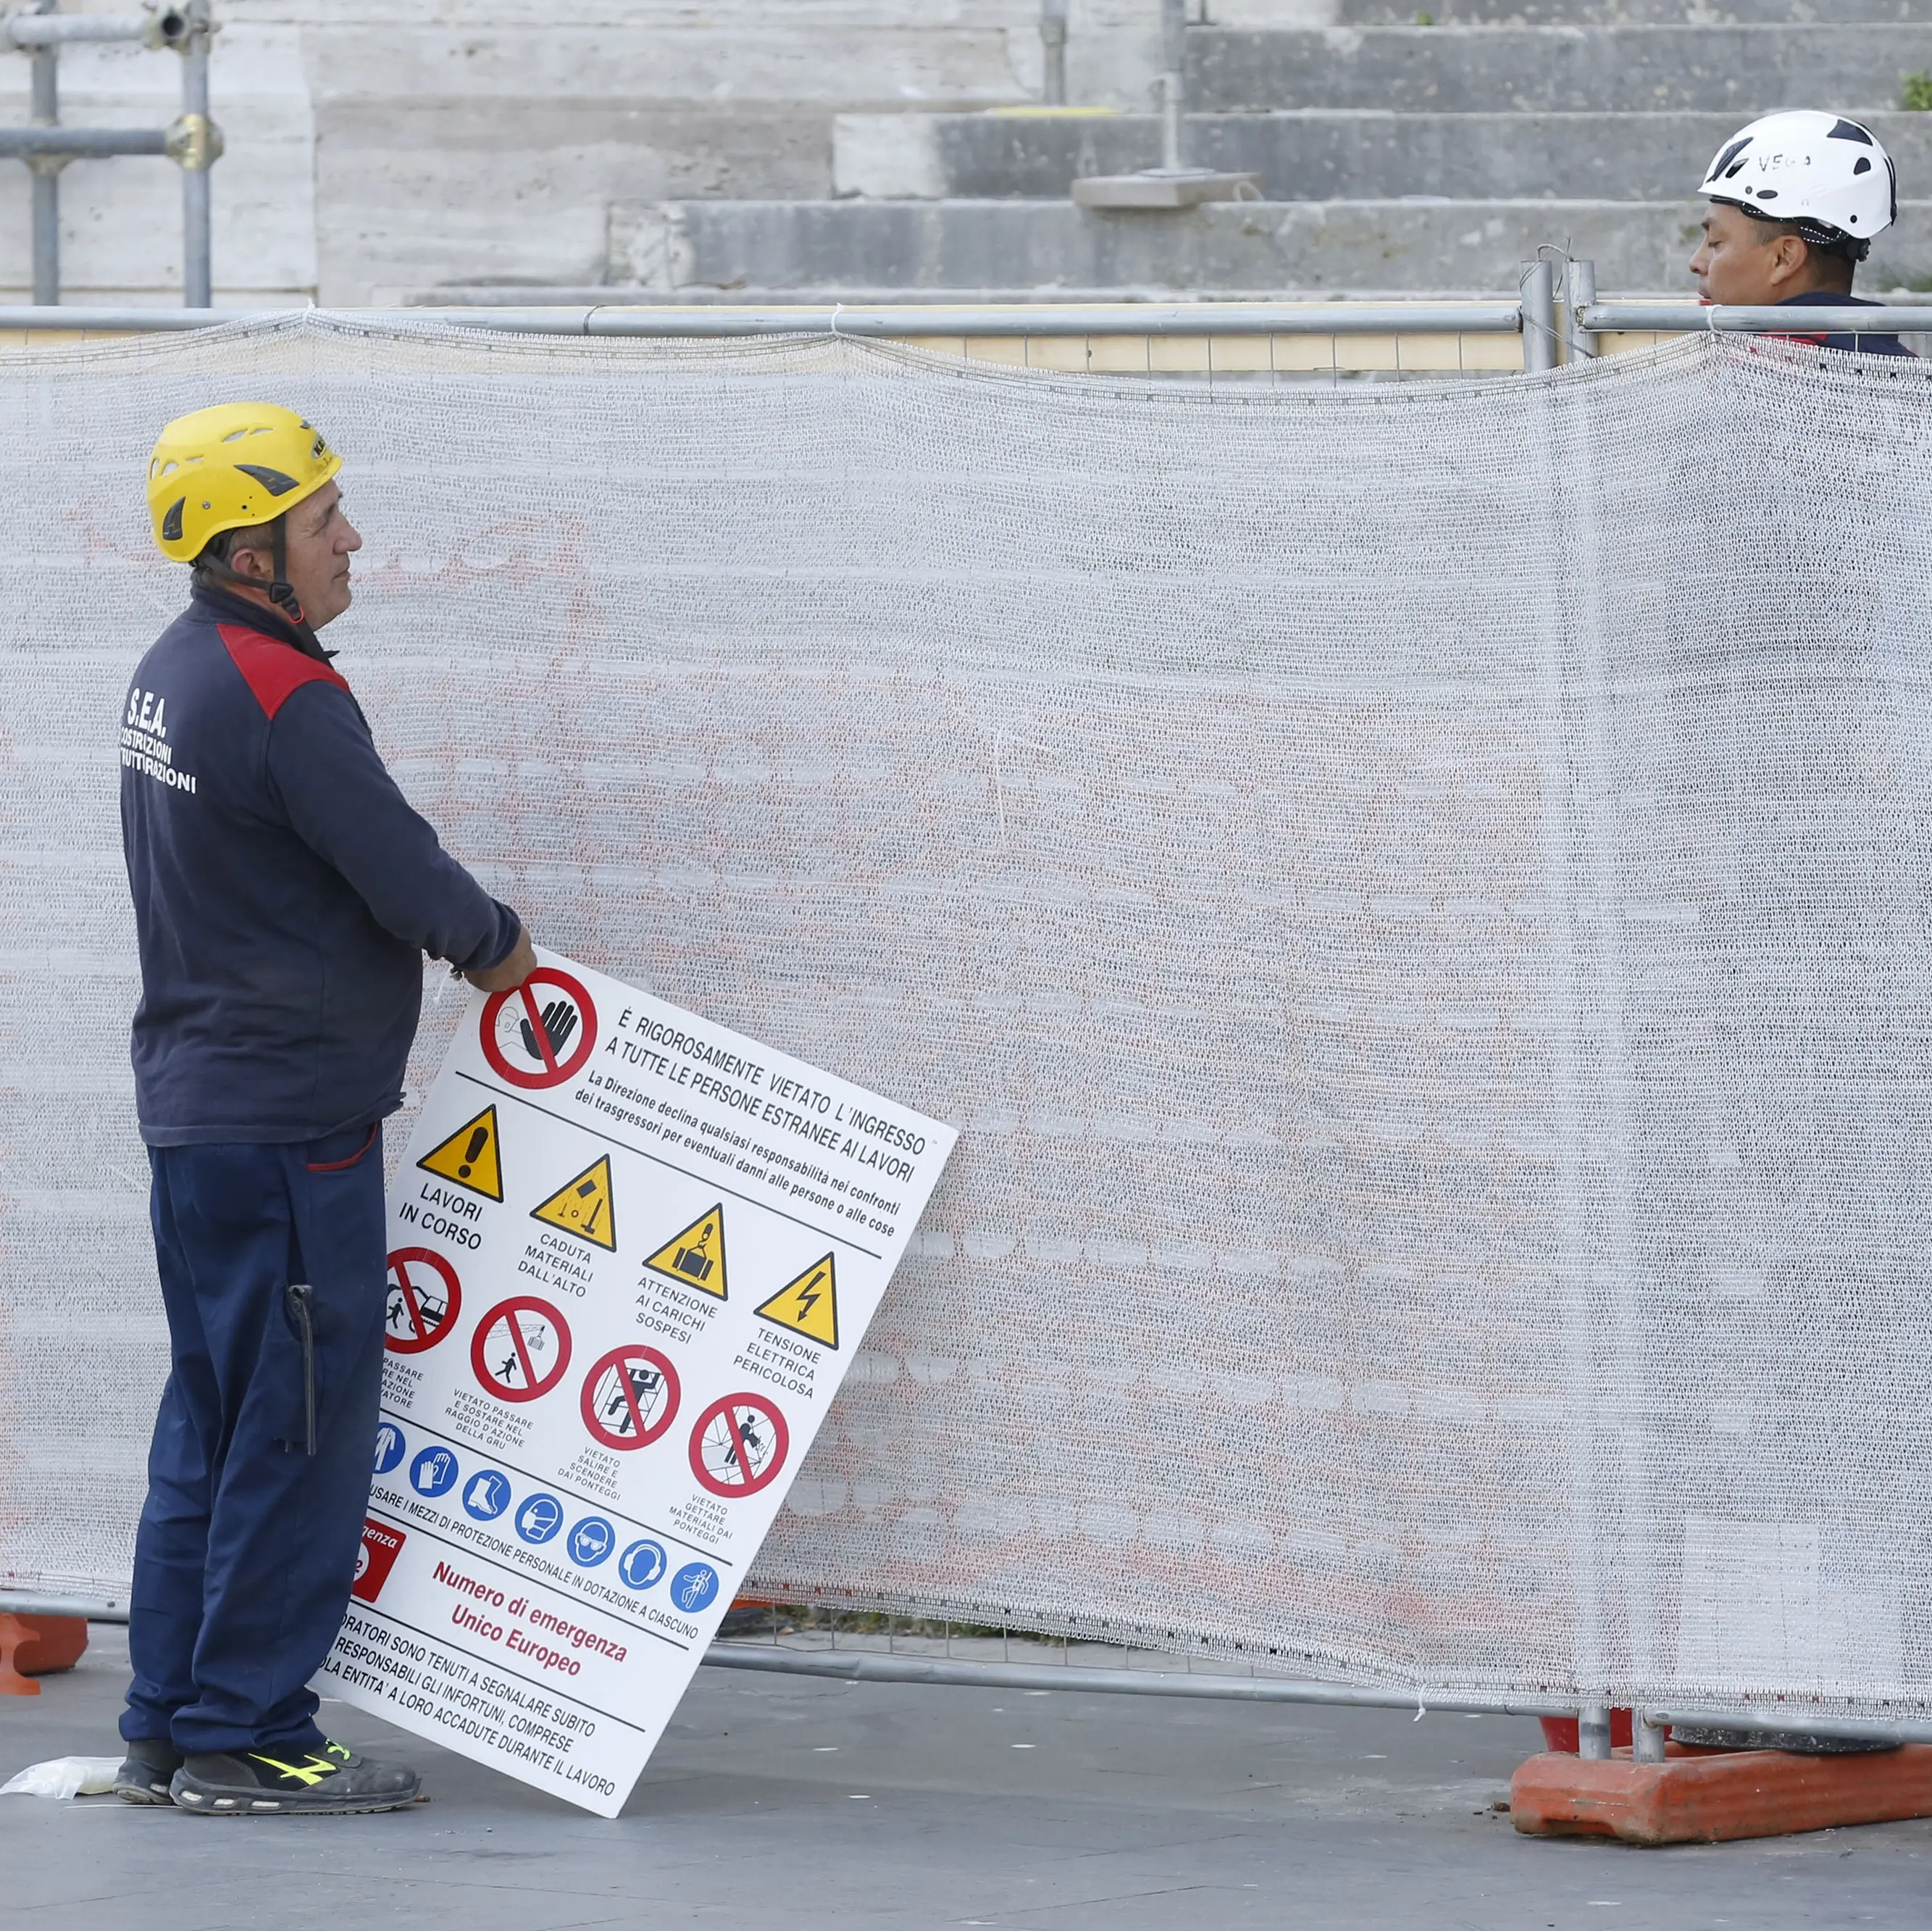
417 1104 504 1201
754 1253 840 1349
530 1154 617 1252
643 1202 728 1299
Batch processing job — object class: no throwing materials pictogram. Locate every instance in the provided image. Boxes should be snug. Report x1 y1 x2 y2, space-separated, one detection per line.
481 967 597 1090
580 1344 680 1451
385 1248 462 1355
469 1295 572 1404
688 1392 790 1498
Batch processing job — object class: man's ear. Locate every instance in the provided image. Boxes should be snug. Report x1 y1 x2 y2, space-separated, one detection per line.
1765 233 1812 291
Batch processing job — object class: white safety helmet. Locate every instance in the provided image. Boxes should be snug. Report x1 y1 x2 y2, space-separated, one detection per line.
1700 110 1896 259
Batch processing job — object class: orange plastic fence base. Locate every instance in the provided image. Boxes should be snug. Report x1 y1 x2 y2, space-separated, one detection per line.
1511 1744 1932 1846
0 1614 88 1696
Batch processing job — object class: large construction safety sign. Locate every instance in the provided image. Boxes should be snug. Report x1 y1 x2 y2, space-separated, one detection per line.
318 951 955 1817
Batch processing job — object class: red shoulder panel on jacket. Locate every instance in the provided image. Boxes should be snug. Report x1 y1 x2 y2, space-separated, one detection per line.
217 622 350 721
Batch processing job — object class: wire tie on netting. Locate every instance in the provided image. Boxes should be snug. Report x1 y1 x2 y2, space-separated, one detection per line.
1414 1691 1427 1722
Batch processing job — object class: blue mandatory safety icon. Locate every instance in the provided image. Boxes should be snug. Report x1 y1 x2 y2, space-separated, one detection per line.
410 1444 461 1498
616 1539 668 1591
568 1517 615 1568
670 1562 722 1615
516 1493 564 1544
372 1422 406 1475
462 1469 512 1522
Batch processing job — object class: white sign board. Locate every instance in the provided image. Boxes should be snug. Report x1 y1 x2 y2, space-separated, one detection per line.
317 952 956 1816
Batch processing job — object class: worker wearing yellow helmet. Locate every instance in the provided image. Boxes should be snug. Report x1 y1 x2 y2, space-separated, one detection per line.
114 402 538 1817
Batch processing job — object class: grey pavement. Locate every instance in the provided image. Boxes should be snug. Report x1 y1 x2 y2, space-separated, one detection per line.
3 1625 1929 1929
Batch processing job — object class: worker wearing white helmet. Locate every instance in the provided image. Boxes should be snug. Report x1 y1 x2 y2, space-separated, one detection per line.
1689 109 1910 357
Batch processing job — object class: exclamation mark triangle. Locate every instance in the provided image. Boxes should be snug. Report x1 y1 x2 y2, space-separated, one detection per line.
417 1105 503 1201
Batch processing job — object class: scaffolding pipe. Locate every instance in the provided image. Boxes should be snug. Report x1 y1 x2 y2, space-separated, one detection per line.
27 1 55 307
2 2 217 308
176 0 212 308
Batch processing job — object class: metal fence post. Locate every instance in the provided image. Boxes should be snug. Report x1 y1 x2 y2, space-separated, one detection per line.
1519 259 1557 373
1565 257 1598 364
1040 0 1068 107
1633 1709 1668 1763
1578 1703 1613 1759
28 0 57 306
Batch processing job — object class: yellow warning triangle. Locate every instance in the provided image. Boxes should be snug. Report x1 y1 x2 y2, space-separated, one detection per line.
417 1104 503 1202
530 1154 617 1252
754 1253 839 1349
643 1204 728 1301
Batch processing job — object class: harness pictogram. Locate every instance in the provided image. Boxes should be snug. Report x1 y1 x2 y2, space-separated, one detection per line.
580 1344 681 1451
643 1203 728 1300
530 1154 617 1252
688 1392 790 1498
417 1104 503 1201
754 1252 840 1349
385 1248 462 1355
469 1295 572 1404
480 968 597 1090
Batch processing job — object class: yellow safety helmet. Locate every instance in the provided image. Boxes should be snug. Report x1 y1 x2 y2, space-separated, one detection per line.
146 401 341 564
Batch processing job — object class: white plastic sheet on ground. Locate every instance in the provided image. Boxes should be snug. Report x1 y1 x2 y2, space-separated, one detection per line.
1 314 1930 1719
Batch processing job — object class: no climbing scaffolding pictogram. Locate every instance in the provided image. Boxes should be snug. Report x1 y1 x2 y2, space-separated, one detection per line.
580 1344 680 1451
385 1248 462 1355
688 1392 790 1498
469 1295 572 1404
481 968 596 1090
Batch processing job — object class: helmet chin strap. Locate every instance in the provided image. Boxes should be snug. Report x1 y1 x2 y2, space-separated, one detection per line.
202 515 333 662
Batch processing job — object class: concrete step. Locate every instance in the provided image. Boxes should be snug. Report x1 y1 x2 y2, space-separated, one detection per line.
1334 1 1928 22
608 195 1932 299
833 108 1932 202
1185 26 1932 113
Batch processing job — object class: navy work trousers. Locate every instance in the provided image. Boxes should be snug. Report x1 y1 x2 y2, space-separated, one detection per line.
122 1122 388 1756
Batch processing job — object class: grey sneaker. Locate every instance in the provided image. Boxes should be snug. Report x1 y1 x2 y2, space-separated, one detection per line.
114 1736 184 1804
170 1740 423 1815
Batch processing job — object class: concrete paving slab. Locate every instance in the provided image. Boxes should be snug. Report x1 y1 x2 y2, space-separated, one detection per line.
4 1626 1932 1927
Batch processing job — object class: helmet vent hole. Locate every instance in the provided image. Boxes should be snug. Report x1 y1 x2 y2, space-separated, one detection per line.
234 464 299 496
159 499 185 543
1854 157 1873 175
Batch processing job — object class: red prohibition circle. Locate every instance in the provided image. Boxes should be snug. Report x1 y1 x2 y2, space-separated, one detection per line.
688 1392 790 1499
469 1294 573 1404
385 1247 462 1356
579 1344 682 1451
480 967 598 1090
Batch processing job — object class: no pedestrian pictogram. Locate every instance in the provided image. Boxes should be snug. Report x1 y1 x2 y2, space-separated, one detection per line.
688 1392 790 1498
470 1295 572 1404
417 1104 503 1201
580 1344 680 1451
385 1248 462 1355
481 968 596 1090
754 1252 839 1349
643 1203 727 1300
531 1154 617 1251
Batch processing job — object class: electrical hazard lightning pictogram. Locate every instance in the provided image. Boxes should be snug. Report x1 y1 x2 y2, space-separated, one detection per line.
643 1204 728 1300
417 1104 503 1201
753 1253 839 1349
530 1154 617 1251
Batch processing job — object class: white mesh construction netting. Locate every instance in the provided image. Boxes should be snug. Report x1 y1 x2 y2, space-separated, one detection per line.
3 313 1931 1715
